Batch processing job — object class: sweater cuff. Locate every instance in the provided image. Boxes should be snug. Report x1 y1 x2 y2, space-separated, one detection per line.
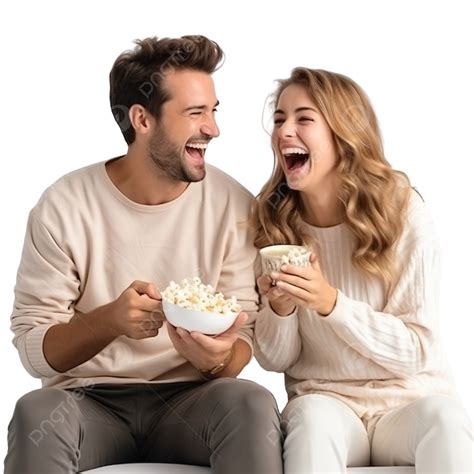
24 324 63 378
259 303 299 332
323 290 352 328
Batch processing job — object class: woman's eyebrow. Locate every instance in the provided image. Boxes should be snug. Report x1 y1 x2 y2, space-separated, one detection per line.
274 106 318 115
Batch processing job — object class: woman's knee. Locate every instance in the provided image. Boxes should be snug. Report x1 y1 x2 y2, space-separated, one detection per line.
411 395 472 436
282 394 351 437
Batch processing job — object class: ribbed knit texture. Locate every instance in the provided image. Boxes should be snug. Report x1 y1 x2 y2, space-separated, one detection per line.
254 191 456 431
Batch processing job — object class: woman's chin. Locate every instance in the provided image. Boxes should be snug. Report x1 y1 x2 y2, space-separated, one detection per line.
285 173 309 191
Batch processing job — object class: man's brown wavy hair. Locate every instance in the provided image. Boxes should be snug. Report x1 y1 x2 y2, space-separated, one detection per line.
109 35 224 145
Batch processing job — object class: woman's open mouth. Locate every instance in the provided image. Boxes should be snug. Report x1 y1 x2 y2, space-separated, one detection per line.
282 147 310 171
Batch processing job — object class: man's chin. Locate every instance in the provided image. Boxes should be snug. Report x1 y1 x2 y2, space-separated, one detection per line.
184 164 206 183
189 170 206 183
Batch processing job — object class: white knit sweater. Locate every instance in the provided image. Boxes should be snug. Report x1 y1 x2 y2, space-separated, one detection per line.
254 191 456 434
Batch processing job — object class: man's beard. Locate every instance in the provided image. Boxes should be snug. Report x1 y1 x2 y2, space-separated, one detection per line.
148 125 206 183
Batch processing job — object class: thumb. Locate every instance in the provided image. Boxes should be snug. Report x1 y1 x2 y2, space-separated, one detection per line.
232 312 248 331
131 280 161 300
310 253 321 271
218 312 248 338
257 274 271 293
146 283 161 300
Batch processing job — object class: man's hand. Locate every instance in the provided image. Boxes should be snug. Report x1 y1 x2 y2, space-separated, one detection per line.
108 280 165 339
44 280 164 373
167 312 248 372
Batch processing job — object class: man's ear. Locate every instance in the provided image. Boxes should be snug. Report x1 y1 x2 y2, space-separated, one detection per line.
129 104 153 140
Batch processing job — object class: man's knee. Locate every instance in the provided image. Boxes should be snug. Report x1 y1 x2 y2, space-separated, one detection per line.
206 378 282 451
11 388 80 445
208 378 279 418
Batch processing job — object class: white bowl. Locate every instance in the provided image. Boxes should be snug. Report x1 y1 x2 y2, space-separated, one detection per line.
259 244 311 274
162 300 239 335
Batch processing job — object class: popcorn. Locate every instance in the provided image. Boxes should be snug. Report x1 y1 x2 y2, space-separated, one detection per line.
260 244 311 274
162 277 241 315
280 247 308 265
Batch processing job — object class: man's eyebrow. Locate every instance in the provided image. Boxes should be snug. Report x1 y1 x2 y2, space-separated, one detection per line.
274 107 318 114
184 101 220 112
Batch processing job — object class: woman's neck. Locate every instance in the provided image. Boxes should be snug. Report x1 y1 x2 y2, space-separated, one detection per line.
300 183 345 228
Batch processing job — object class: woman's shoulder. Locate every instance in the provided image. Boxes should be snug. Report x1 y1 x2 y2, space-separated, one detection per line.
399 187 439 254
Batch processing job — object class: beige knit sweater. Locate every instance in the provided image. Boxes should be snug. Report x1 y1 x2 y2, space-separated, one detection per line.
10 160 258 389
254 191 456 433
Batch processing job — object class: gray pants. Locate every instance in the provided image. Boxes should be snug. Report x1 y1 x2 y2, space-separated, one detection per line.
5 378 283 474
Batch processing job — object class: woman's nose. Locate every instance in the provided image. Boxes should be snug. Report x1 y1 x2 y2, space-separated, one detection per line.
278 120 296 138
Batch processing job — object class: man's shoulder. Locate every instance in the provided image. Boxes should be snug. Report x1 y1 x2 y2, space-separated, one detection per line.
205 164 255 203
33 161 105 218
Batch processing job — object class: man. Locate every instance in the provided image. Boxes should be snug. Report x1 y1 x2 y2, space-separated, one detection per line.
5 35 282 473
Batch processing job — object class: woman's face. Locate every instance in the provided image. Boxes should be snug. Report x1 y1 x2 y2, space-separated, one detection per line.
272 84 339 191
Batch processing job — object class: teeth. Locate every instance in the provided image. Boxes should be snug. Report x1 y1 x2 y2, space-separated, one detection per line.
282 147 308 155
187 143 208 149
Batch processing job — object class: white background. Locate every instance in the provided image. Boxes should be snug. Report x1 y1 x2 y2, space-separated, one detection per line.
1 0 473 463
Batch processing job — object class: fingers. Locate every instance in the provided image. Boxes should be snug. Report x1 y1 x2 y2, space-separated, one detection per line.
167 322 195 344
277 263 313 280
130 280 161 300
257 274 272 294
310 252 322 271
141 328 159 339
189 331 215 347
189 312 247 345
211 312 248 340
166 321 181 345
152 310 166 322
138 315 164 332
168 322 221 352
270 271 312 292
136 294 163 312
275 280 311 303
267 286 292 301
227 312 248 333
276 253 320 279
190 330 235 352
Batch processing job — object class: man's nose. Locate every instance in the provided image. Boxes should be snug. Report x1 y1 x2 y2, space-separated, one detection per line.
202 115 220 138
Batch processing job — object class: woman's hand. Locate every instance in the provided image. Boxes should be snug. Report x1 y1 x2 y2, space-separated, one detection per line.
257 274 296 317
270 253 338 316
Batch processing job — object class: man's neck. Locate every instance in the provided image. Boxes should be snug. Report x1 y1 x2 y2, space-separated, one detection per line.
106 152 189 206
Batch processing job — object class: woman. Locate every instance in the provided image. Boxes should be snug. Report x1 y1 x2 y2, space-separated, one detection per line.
252 68 472 472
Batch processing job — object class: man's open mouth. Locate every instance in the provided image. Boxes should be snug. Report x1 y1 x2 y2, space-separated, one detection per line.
282 147 310 171
185 142 208 160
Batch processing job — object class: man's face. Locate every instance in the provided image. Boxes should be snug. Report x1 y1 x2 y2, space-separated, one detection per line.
148 69 220 182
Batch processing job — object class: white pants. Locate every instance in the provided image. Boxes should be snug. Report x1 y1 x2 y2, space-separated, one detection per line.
281 394 473 473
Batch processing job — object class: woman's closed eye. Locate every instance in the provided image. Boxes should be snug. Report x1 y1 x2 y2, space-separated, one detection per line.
273 117 314 125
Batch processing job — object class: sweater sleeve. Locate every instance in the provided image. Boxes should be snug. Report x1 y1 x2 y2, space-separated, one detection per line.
217 218 259 354
10 210 81 378
323 241 442 378
254 301 301 372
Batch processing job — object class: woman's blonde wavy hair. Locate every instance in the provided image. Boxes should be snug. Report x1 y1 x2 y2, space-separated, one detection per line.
252 68 412 289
